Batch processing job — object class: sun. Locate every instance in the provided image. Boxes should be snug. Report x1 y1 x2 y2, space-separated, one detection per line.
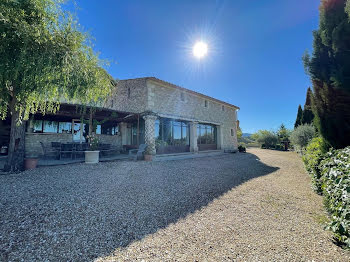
193 41 208 59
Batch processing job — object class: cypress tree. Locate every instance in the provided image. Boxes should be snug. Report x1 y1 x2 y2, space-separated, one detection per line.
303 0 350 149
294 105 303 129
301 87 315 125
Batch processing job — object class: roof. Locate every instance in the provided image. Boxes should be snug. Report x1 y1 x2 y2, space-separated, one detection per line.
120 77 240 110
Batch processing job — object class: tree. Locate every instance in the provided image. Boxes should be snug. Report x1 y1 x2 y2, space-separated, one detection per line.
301 87 315 125
0 0 113 171
237 126 243 140
303 0 350 149
277 124 290 142
252 130 278 149
294 105 303 128
290 124 316 151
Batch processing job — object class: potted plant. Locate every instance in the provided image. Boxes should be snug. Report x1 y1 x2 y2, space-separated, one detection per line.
24 154 39 170
85 134 100 164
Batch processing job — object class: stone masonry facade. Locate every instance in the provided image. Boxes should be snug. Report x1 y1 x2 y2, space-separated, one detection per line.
107 77 239 154
24 77 239 157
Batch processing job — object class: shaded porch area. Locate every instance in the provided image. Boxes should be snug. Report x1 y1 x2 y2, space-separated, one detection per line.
25 104 145 160
0 104 147 170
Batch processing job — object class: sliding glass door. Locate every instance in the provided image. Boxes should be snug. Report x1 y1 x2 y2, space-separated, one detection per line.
197 124 217 151
155 118 190 154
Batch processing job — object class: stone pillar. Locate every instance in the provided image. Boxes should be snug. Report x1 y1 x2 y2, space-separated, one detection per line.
143 114 157 155
27 117 34 133
189 121 198 153
217 125 224 150
120 122 128 145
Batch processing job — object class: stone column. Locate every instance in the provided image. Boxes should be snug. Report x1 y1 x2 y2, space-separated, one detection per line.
189 121 198 153
143 115 157 155
27 117 34 133
120 122 128 145
217 125 224 150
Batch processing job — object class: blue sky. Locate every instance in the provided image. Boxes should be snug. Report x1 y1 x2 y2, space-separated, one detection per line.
65 0 319 134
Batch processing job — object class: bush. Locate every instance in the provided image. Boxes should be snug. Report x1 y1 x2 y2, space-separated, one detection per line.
274 144 283 151
303 138 350 248
302 137 326 193
238 145 246 152
320 147 350 248
253 130 278 149
290 124 315 151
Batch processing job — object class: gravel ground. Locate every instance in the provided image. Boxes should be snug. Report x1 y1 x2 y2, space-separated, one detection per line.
0 149 349 261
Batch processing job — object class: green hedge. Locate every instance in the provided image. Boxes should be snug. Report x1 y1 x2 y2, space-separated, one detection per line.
303 142 350 248
320 147 350 247
302 137 325 194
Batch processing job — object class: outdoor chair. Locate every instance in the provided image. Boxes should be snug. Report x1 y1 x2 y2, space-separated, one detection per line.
74 143 88 159
51 142 61 150
40 142 60 160
129 144 147 160
60 143 74 160
99 144 121 157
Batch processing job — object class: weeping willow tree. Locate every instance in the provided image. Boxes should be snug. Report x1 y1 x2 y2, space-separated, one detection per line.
0 0 113 171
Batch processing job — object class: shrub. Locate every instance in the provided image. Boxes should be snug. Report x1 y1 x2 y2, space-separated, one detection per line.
290 124 315 151
253 130 278 149
320 147 350 248
274 144 283 151
87 134 99 151
302 137 326 193
238 145 246 153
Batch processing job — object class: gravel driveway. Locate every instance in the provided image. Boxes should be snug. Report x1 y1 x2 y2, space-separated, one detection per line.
0 149 349 261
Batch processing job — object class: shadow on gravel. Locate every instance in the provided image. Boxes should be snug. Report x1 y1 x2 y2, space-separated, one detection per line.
0 152 279 261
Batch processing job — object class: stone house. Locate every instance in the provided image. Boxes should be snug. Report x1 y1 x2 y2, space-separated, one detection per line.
1 77 240 157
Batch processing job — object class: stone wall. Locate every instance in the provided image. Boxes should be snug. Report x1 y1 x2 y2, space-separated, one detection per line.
105 78 148 113
96 134 121 147
25 133 73 157
146 79 238 150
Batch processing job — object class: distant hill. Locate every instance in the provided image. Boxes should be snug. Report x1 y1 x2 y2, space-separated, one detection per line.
242 133 252 137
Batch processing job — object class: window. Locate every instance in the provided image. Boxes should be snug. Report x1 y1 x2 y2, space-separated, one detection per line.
222 105 225 111
33 120 72 134
155 119 189 146
111 99 114 108
180 92 185 102
204 100 208 108
197 124 217 145
231 129 234 136
33 120 43 133
127 87 131 98
101 125 119 135
43 121 58 133
58 122 72 133
96 125 101 135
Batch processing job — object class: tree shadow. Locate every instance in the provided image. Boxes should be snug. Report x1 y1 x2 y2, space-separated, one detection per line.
0 152 279 261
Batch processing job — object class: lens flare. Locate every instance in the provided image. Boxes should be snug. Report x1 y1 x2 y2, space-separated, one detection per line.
193 41 208 58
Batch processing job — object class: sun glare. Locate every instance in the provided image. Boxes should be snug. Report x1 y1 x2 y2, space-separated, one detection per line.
193 41 208 59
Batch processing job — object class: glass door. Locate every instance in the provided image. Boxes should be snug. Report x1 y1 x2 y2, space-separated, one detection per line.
72 119 82 142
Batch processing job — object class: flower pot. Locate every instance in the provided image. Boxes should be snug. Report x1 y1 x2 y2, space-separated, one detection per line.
144 154 153 161
85 151 100 164
24 158 38 170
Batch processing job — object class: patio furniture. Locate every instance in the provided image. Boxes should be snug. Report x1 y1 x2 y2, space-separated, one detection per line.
99 144 121 157
51 142 61 150
40 142 60 160
129 144 147 160
75 143 88 159
60 143 74 160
